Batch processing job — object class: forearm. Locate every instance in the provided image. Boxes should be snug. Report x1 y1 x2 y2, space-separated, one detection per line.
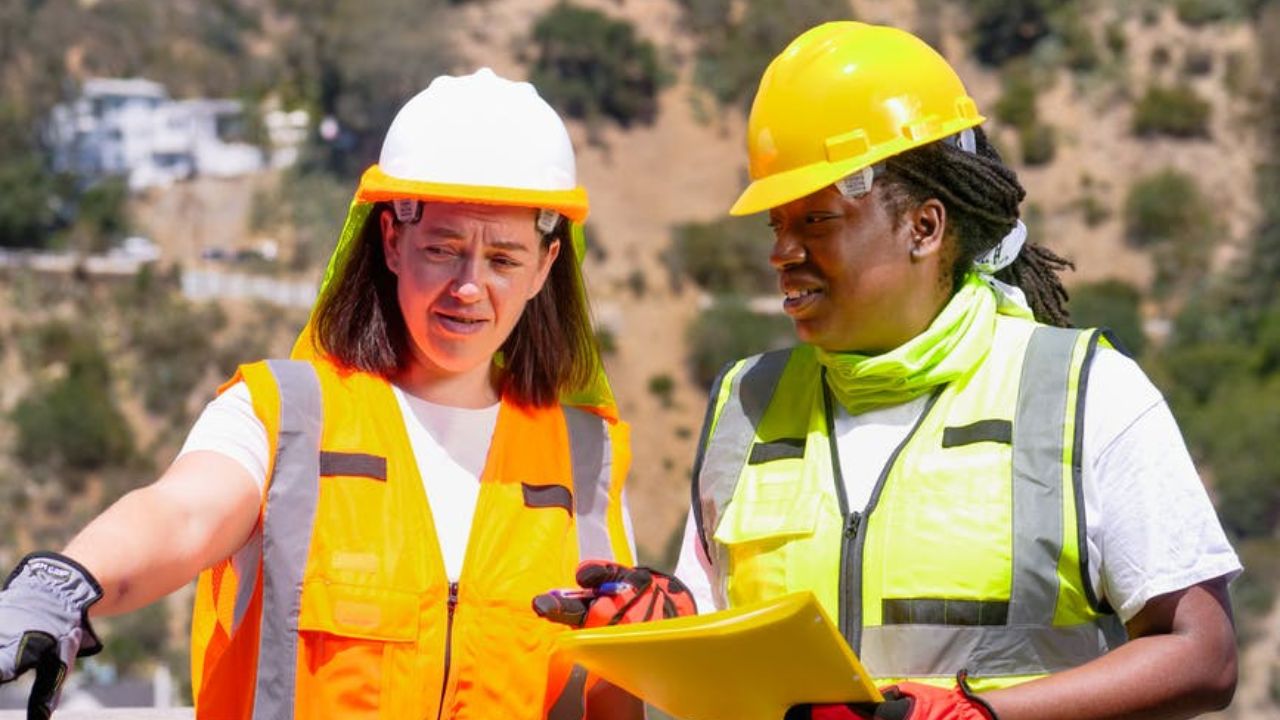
62 486 201 615
984 635 1232 720
61 452 261 616
984 582 1236 720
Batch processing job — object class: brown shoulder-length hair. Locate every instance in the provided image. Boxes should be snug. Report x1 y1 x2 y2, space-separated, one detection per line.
311 202 599 407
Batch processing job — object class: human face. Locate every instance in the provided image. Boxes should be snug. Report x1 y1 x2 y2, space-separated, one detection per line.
382 202 560 384
767 185 942 354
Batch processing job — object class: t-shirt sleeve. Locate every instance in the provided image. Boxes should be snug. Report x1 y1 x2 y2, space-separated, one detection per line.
176 380 270 492
1085 349 1242 624
673 510 720 614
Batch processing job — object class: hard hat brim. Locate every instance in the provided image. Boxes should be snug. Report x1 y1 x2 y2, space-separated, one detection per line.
729 114 987 216
357 165 589 223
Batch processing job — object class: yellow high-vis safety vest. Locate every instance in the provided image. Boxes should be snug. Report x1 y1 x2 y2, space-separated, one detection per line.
190 358 633 719
693 316 1127 692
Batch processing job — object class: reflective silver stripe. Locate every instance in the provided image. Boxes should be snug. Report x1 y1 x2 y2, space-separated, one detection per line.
564 406 615 562
696 350 791 540
861 622 1113 678
252 360 323 720
1009 327 1081 626
231 530 261 632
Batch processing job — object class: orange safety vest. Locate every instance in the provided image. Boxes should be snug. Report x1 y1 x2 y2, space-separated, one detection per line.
190 358 633 719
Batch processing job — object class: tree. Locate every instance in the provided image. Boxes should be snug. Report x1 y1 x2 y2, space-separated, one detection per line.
530 3 665 128
682 0 851 109
1070 280 1147 357
687 298 792 388
13 336 134 476
668 215 776 295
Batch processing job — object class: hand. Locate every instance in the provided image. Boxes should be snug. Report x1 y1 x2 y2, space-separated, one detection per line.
532 560 697 628
0 553 103 720
787 671 998 720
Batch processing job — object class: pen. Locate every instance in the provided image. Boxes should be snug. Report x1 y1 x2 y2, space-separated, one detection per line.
547 581 632 600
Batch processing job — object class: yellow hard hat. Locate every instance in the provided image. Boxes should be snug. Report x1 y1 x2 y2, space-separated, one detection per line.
730 21 985 216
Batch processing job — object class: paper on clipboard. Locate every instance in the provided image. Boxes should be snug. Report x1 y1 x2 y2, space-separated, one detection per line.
551 591 881 720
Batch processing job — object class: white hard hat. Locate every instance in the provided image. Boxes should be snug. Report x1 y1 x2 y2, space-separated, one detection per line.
354 68 588 222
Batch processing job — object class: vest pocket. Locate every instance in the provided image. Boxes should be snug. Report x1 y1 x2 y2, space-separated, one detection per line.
296 581 419 718
713 491 821 545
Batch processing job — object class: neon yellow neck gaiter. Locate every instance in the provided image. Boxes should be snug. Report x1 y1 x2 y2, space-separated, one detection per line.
815 273 1000 416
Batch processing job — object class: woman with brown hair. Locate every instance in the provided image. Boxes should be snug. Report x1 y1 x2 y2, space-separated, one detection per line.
0 68 684 720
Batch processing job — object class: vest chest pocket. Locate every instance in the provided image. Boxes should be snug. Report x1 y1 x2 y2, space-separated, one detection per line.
296 580 422 719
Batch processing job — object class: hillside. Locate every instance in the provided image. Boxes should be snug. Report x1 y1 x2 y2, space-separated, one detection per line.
2 0 1278 713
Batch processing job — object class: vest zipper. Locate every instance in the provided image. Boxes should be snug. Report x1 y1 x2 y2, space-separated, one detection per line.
435 581 459 720
826 382 943 654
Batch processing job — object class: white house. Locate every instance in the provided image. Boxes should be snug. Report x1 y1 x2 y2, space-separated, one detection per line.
46 78 295 190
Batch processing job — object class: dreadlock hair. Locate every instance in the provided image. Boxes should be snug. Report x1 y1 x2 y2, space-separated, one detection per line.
876 126 1075 327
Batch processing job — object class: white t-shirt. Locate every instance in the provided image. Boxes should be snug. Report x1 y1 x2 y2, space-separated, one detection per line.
674 348 1241 625
180 381 499 581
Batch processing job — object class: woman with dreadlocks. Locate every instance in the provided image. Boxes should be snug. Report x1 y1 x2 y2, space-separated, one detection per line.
675 22 1239 720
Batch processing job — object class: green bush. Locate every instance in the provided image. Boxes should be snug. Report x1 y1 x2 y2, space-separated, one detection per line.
1020 122 1057 166
669 215 776 295
68 177 131 253
1069 280 1147 357
1174 0 1247 26
1104 21 1127 58
530 3 665 128
0 150 57 249
1185 374 1280 538
683 0 850 109
1161 343 1258 407
994 65 1039 128
1132 85 1212 139
961 0 1054 66
13 336 134 475
648 373 676 408
686 298 793 388
1124 169 1217 295
127 293 227 421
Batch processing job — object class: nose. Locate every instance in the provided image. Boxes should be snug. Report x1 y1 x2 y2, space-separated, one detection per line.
769 228 805 270
451 255 484 302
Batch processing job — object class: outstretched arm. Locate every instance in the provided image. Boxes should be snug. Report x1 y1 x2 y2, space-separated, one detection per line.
983 576 1236 720
62 450 262 616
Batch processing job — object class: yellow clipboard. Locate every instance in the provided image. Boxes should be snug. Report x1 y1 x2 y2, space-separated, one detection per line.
551 591 882 720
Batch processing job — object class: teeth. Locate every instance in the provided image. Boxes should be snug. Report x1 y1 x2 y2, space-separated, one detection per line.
785 288 818 300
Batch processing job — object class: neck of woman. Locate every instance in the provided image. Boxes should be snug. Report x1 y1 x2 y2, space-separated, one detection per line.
394 356 500 408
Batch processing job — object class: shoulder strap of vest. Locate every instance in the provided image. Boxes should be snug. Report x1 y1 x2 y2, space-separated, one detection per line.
1012 326 1112 624
690 349 794 561
253 358 324 720
562 405 626 564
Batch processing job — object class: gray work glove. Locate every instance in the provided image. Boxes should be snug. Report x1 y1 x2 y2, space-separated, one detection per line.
0 553 103 720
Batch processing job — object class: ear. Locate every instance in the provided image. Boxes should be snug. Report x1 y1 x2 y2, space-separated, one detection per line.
908 198 946 261
379 208 401 275
529 238 561 299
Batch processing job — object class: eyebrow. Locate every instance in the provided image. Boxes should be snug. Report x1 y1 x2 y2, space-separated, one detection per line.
422 227 533 253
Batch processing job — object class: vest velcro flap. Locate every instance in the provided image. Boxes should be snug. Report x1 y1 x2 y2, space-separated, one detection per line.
522 483 574 513
713 492 822 545
297 580 419 643
319 451 388 481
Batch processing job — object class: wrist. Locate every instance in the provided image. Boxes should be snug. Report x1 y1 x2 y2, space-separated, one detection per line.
956 670 999 720
6 552 105 656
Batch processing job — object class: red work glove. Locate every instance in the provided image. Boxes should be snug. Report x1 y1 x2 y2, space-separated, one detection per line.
532 560 697 628
787 671 998 720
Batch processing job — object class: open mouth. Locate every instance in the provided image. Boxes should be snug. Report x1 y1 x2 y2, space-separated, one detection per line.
782 287 823 315
435 311 489 334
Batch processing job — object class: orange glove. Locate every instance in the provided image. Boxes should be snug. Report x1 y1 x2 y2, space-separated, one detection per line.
788 672 998 720
532 560 696 628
